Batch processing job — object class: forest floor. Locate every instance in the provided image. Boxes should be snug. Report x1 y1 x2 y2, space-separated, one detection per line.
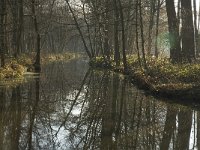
90 56 200 101
0 52 75 85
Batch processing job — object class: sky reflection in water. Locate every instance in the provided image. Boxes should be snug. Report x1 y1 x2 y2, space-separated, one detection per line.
0 59 199 150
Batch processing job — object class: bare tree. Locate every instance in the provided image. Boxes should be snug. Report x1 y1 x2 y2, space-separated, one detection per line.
65 0 92 58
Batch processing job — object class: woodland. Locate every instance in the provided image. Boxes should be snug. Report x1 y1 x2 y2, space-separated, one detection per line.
1 1 200 149
0 0 200 97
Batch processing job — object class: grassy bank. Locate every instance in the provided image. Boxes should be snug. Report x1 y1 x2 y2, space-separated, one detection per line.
0 52 75 82
90 56 200 101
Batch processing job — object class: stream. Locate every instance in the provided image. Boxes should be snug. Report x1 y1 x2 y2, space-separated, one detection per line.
0 58 199 150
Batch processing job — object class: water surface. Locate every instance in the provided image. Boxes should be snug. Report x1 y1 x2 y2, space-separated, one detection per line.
0 59 199 150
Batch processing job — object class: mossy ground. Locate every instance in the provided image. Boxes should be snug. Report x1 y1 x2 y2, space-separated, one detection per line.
90 56 200 100
0 52 75 83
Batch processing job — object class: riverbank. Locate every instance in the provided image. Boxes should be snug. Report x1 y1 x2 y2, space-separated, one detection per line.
0 52 75 85
89 56 200 101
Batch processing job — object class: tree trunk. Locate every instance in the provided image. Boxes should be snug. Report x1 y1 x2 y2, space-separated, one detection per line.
181 0 195 62
31 0 41 72
155 0 160 58
65 0 92 59
147 0 156 56
139 0 147 69
103 0 110 60
113 0 120 66
18 0 24 54
135 0 142 68
10 0 24 57
11 0 18 56
165 0 181 63
0 0 6 67
193 0 199 57
82 3 94 57
117 0 128 72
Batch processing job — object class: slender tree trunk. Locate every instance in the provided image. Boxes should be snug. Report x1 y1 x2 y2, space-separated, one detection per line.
124 0 133 53
10 0 23 57
113 0 120 66
193 0 199 57
0 0 6 67
181 0 195 62
117 0 128 72
135 0 142 68
65 0 92 59
198 1 200 31
82 3 94 57
155 0 160 58
147 0 156 56
18 0 24 54
139 0 147 69
11 0 18 56
103 0 110 60
31 0 41 72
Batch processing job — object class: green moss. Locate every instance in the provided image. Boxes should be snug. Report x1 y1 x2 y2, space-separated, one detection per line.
16 54 33 66
0 52 75 82
41 52 75 64
89 57 113 68
126 55 200 85
90 55 200 97
0 62 25 80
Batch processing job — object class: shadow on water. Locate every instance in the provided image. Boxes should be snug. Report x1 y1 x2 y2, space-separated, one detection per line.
0 59 200 149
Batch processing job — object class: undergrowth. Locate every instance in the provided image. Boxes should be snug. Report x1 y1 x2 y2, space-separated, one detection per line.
90 55 200 91
0 52 75 81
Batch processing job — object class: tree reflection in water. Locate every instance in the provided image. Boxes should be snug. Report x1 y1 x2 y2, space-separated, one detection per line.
0 59 198 150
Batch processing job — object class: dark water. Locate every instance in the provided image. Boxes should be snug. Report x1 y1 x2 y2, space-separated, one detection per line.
0 59 199 150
